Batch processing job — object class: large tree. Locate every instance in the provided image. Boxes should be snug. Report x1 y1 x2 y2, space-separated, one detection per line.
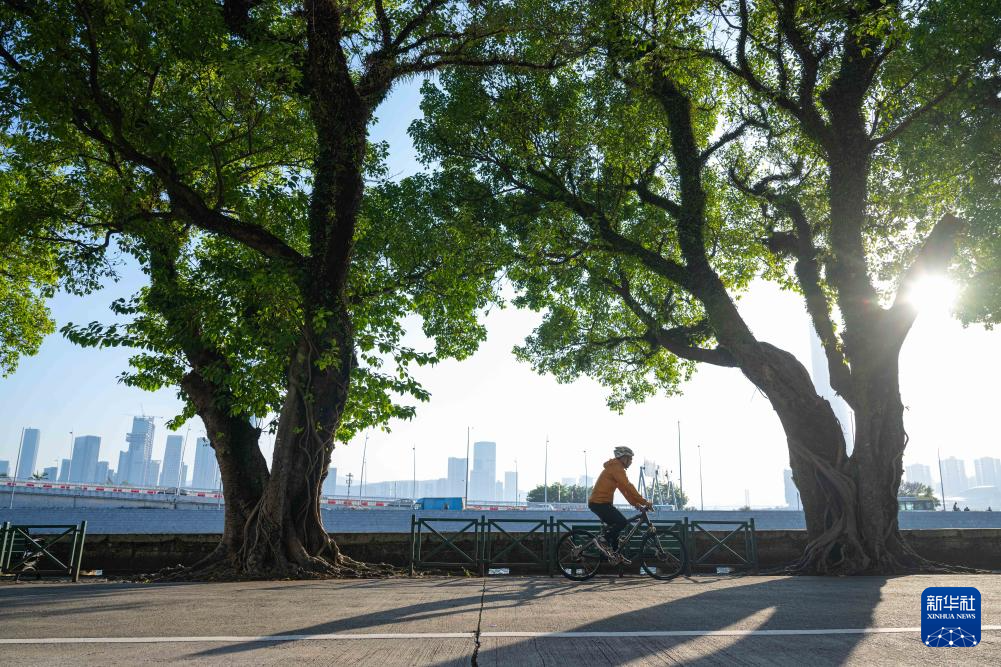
413 0 999 572
0 0 578 576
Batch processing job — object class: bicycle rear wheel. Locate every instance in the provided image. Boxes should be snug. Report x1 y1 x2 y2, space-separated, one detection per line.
639 530 687 580
556 530 602 581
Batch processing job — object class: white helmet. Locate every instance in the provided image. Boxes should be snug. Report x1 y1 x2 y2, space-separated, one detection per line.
613 446 634 459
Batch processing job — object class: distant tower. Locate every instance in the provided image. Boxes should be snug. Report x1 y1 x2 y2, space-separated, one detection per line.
146 460 161 487
904 463 933 487
940 457 969 497
471 441 496 501
123 416 156 486
504 471 517 502
783 469 800 509
94 461 110 484
321 466 338 496
58 458 71 482
447 457 467 497
115 451 129 484
68 435 101 483
160 435 184 487
973 457 1001 487
16 428 41 479
191 437 220 490
807 326 854 452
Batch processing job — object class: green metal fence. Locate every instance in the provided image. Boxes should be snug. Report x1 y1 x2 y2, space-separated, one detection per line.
686 519 758 574
0 521 88 582
409 516 481 574
408 515 757 576
482 518 553 575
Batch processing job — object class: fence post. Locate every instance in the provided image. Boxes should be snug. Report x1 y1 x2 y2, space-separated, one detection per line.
478 515 486 577
547 516 555 577
0 522 8 574
683 517 692 575
748 518 758 574
409 514 416 576
72 520 87 582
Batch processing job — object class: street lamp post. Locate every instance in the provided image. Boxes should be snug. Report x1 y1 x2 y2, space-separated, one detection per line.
8 427 25 508
514 459 518 506
937 448 947 511
464 427 471 507
360 433 368 497
697 444 704 511
412 444 417 500
544 435 549 505
677 421 683 501
346 472 353 498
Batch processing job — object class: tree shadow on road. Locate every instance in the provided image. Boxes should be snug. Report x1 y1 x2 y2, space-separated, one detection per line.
467 575 889 666
185 576 639 659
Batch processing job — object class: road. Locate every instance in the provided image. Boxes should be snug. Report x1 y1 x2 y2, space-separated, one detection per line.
1 575 998 665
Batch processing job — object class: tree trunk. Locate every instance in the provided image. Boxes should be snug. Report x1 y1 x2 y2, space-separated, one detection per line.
180 368 270 569
741 342 940 573
236 322 353 576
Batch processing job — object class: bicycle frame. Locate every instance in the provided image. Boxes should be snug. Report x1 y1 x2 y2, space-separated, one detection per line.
586 509 656 554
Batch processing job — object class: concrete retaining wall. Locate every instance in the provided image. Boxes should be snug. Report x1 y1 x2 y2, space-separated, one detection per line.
45 529 1001 574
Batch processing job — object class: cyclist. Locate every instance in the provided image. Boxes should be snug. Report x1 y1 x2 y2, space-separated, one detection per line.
588 446 652 557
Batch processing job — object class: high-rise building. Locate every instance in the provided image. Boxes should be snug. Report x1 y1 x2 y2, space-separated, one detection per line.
69 435 101 483
179 462 189 488
42 466 57 482
147 460 161 487
122 416 156 486
973 457 1001 488
504 471 518 502
807 327 855 452
191 437 220 489
160 435 185 488
940 457 968 496
0 460 8 477
447 457 467 497
115 451 129 484
471 441 496 500
58 458 71 482
904 463 933 487
321 466 338 496
16 428 40 480
94 461 110 484
783 469 800 509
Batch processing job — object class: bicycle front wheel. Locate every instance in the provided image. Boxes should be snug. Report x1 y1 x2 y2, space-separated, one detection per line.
639 531 687 580
556 530 602 581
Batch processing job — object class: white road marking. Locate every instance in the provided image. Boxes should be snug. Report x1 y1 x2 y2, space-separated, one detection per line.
0 627 998 644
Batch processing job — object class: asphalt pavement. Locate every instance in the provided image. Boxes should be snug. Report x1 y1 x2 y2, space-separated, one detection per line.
1 574 998 665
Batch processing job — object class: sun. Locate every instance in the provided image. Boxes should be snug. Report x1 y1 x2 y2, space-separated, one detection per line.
903 274 959 316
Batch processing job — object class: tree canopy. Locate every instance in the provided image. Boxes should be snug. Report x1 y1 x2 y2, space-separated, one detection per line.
412 0 1000 573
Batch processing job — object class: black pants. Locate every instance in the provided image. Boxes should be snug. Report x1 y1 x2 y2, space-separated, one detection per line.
588 502 627 547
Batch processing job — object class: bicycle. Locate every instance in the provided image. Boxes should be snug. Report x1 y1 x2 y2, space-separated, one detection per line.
555 508 687 581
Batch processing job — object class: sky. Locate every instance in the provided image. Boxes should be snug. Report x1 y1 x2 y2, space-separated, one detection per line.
2 80 999 508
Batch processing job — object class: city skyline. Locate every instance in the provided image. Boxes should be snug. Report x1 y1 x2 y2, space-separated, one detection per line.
2 81 1000 508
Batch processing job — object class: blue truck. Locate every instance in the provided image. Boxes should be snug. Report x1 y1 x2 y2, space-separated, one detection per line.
415 497 464 510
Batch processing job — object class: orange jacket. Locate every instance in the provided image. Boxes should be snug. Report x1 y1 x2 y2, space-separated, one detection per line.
588 458 648 506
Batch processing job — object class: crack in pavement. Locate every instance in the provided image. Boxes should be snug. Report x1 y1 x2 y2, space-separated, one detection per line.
471 578 486 666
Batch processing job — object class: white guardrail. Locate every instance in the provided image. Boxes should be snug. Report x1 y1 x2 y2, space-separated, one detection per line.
1 479 540 510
